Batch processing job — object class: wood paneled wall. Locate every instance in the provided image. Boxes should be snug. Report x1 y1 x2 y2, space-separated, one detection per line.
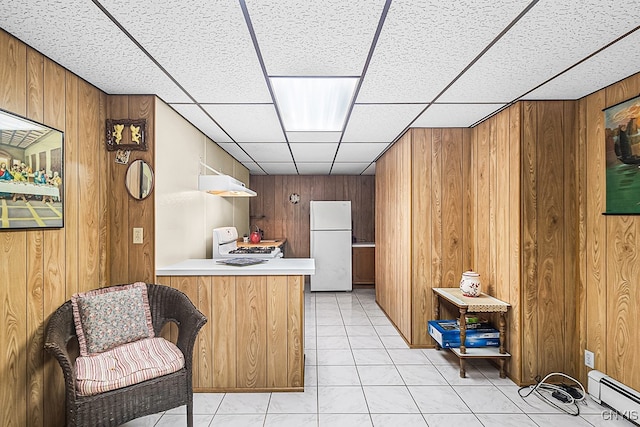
376 132 412 338
249 175 375 258
578 72 640 391
0 31 156 426
375 128 471 345
472 102 578 385
0 30 108 426
107 95 156 284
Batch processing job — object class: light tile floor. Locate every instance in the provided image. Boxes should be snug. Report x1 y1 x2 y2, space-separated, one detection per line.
123 288 634 427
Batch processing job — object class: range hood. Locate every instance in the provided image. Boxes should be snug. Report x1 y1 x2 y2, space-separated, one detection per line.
198 174 256 197
198 162 256 197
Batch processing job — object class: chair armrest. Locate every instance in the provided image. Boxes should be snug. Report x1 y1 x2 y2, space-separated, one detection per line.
44 301 78 399
146 284 207 368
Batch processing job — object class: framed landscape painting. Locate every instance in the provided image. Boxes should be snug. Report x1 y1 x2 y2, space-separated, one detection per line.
604 94 640 215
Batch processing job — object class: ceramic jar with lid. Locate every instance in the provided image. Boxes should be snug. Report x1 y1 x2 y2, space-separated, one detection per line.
460 270 482 297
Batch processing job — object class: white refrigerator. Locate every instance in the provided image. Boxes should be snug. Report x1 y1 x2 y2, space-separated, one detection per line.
310 201 352 292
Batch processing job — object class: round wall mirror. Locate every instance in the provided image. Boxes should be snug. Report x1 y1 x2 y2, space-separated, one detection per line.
125 160 154 200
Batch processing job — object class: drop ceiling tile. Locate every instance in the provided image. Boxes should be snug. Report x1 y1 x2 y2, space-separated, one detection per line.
245 0 385 76
170 104 233 143
357 0 530 103
243 162 267 175
335 143 389 162
412 104 506 127
438 1 640 103
289 143 338 162
287 132 342 143
98 0 271 103
238 143 293 162
260 162 298 175
0 0 189 103
343 104 426 143
524 31 640 100
362 163 376 175
296 163 332 175
217 143 254 163
331 163 371 175
202 104 285 142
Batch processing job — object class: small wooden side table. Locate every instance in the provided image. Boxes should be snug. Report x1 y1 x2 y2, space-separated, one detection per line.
432 287 511 378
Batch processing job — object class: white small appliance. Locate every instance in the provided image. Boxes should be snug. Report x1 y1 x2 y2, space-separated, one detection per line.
310 201 352 291
212 227 281 259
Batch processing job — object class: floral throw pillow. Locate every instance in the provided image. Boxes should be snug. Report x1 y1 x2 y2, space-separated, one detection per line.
71 282 155 356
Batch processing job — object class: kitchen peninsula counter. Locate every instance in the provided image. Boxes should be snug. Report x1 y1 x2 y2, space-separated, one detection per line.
156 257 313 276
156 258 314 393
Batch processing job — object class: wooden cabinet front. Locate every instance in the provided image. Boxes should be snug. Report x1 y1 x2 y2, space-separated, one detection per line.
352 246 375 284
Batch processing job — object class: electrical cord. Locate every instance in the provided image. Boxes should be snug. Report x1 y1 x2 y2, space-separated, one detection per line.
518 372 587 416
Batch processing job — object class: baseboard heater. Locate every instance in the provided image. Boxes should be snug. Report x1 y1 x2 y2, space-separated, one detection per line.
588 370 640 425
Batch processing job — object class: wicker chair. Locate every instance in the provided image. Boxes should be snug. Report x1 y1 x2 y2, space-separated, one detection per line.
45 283 207 427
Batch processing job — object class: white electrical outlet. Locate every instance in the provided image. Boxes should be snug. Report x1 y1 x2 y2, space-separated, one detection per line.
585 349 595 368
133 227 143 244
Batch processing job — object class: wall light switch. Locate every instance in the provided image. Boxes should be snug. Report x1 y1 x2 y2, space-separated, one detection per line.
133 227 143 244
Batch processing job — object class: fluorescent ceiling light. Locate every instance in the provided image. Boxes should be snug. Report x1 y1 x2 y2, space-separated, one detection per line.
271 77 358 132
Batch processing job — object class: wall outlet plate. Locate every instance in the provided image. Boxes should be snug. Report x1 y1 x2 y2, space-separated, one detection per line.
585 349 595 369
133 227 143 244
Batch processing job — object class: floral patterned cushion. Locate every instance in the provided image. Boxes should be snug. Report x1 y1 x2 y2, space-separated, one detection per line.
71 282 155 356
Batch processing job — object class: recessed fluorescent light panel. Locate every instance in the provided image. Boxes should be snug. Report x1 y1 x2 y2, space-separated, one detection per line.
271 77 358 132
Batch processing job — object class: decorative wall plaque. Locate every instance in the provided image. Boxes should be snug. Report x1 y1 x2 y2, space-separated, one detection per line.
106 119 147 151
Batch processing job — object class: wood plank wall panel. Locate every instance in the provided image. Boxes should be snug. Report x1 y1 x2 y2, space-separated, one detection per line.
535 101 566 376
249 175 375 258
287 275 304 387
196 276 213 388
441 129 464 288
236 276 267 388
398 133 412 337
411 129 432 346
375 151 389 314
462 129 473 271
25 47 45 427
495 110 510 304
585 89 607 378
211 276 237 388
377 128 469 346
576 97 589 387
376 134 411 334
520 101 538 382
508 103 522 385
474 119 492 296
563 101 579 379
430 130 443 306
266 276 288 388
127 96 155 282
107 95 155 284
106 96 129 285
0 30 111 426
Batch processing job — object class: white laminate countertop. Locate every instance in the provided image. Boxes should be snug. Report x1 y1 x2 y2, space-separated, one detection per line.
156 258 315 276
352 242 375 248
